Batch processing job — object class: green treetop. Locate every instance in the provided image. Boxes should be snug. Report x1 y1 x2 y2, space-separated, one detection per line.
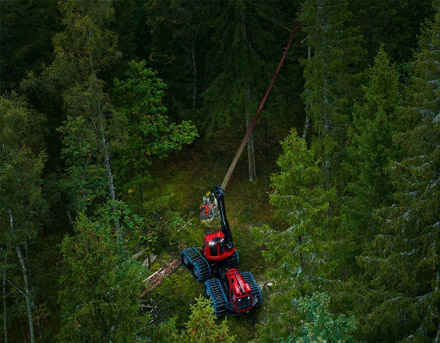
343 47 401 254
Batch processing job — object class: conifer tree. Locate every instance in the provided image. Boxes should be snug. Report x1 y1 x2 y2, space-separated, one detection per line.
354 6 440 341
0 0 60 91
302 0 364 185
253 129 337 342
294 292 359 343
342 47 401 259
145 0 206 118
179 297 236 343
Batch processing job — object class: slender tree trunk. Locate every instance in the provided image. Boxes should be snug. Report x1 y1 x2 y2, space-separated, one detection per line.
241 12 257 182
8 210 35 343
139 184 144 205
87 40 123 245
302 45 311 141
2 247 8 343
66 210 74 228
97 97 123 246
191 33 197 114
245 88 257 182
318 0 331 183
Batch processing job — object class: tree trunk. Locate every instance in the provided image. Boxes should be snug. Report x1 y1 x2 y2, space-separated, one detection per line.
66 210 74 228
302 45 311 141
2 247 8 343
87 40 123 245
191 33 197 114
245 89 257 182
8 210 35 343
241 12 257 182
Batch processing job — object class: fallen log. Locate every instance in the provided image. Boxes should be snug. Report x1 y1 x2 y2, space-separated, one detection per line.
140 259 182 297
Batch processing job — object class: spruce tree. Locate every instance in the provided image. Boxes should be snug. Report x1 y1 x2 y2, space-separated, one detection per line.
200 0 285 181
254 129 337 342
342 47 401 261
354 6 440 341
302 0 364 186
145 0 206 119
178 297 236 343
294 292 359 343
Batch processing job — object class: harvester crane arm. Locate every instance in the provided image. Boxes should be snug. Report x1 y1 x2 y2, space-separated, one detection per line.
212 185 233 249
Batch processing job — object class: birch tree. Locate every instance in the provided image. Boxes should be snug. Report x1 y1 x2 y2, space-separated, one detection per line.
0 94 46 343
43 0 124 240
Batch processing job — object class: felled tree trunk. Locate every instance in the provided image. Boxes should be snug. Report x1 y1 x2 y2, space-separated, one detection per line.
140 259 182 297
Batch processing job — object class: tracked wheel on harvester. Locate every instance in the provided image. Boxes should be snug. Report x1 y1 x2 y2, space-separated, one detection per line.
241 272 262 307
181 247 211 282
204 278 227 316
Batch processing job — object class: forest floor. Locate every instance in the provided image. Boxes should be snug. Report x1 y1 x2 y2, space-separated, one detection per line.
145 141 282 342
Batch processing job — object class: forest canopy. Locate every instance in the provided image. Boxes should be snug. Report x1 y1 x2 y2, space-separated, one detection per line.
0 0 439 342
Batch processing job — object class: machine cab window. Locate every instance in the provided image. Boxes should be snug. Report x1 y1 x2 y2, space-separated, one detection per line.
208 237 225 257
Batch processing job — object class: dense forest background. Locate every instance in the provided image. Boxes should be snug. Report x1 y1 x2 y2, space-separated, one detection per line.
1 0 439 342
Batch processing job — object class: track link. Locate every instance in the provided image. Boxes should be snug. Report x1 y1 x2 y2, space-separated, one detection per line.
181 247 211 282
225 250 239 268
204 278 227 316
241 272 262 307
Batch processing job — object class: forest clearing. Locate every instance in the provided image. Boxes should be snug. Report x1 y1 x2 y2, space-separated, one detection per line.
1 0 439 342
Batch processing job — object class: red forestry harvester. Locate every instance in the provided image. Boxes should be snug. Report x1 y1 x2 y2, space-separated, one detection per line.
181 185 262 315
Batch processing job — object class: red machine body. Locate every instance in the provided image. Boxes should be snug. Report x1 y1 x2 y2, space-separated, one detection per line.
203 230 236 262
225 268 253 313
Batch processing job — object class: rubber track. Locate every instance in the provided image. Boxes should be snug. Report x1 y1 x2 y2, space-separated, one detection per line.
181 247 211 282
204 278 227 316
226 250 239 267
241 272 262 307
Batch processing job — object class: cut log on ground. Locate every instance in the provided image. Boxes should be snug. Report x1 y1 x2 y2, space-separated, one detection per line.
140 259 182 297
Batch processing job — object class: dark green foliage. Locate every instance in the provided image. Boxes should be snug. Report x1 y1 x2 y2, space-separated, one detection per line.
145 0 205 119
343 47 401 252
58 214 148 343
0 0 60 91
302 0 364 185
3 1 440 342
112 60 198 194
0 93 46 244
178 297 236 343
353 7 440 342
350 0 434 64
199 0 278 135
294 292 359 343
